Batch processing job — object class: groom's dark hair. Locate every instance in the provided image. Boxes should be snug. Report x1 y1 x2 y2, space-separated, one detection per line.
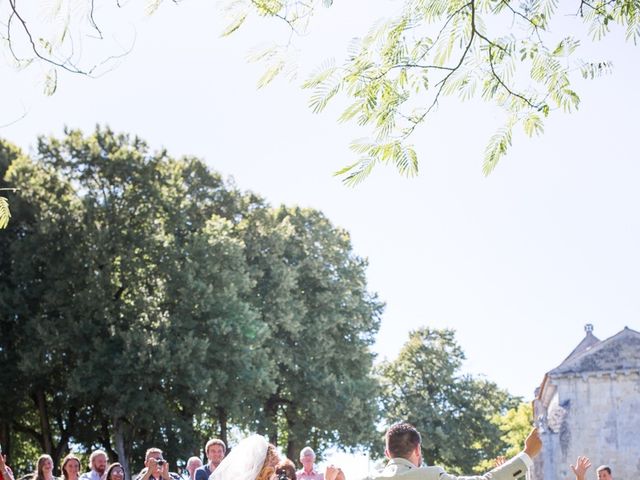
386 423 421 458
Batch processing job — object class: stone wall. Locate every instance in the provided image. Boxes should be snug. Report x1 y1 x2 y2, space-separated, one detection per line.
534 371 640 480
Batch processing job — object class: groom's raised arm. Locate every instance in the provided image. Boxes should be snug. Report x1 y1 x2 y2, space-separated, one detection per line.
438 427 542 480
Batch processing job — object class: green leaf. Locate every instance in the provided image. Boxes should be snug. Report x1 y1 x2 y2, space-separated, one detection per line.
43 68 58 96
0 196 10 229
523 114 544 137
483 125 513 176
309 81 341 113
341 158 377 186
302 59 337 89
221 13 248 37
257 60 285 88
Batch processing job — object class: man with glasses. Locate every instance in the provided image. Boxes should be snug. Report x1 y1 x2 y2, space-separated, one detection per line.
135 448 179 480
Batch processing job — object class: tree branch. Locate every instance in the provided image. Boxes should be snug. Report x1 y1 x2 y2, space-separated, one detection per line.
485 44 542 110
7 0 87 75
403 2 475 138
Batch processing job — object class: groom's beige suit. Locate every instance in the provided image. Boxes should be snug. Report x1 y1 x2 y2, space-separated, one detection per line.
369 452 532 480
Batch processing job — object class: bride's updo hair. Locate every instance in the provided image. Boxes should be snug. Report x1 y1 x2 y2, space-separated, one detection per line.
256 444 279 480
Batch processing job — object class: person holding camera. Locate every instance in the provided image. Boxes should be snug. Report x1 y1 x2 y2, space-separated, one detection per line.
275 459 297 480
135 448 179 480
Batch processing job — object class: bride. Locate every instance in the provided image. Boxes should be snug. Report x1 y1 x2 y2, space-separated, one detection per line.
210 435 279 480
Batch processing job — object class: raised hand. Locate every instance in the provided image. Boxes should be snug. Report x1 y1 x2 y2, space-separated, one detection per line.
325 465 339 480
523 428 542 458
571 456 592 480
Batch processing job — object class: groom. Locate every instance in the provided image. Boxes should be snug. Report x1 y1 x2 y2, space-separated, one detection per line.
371 423 542 480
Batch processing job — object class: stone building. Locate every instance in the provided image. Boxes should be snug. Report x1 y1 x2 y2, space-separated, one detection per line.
532 325 640 480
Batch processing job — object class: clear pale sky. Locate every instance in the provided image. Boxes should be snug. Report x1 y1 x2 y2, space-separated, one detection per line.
1 1 638 401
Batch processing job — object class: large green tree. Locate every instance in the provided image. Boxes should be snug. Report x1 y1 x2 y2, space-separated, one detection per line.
379 327 517 473
0 139 89 469
0 128 272 473
1 127 385 472
241 205 383 459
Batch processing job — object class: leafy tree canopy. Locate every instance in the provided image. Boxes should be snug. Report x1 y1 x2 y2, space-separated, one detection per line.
225 0 638 183
0 127 382 472
0 0 636 208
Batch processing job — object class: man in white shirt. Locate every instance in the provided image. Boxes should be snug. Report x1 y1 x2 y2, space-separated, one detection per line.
80 450 108 480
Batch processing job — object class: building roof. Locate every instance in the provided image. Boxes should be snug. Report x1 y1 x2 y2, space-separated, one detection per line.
560 323 601 363
549 326 640 376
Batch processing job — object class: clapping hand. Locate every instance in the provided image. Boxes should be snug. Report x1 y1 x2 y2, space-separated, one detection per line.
325 465 339 480
325 465 344 480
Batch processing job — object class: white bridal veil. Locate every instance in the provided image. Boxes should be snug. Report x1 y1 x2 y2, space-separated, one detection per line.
210 435 268 480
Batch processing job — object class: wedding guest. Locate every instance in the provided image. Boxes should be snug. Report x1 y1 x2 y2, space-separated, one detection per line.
33 454 57 480
135 448 179 480
104 463 126 480
80 451 108 480
596 465 614 480
275 459 297 480
296 448 323 480
571 457 614 480
0 452 14 480
61 454 82 480
195 440 225 480
186 458 202 480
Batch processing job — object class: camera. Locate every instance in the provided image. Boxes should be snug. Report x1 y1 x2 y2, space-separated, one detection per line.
156 460 166 467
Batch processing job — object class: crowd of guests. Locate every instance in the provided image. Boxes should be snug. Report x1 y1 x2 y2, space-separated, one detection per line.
0 423 615 480
0 441 331 480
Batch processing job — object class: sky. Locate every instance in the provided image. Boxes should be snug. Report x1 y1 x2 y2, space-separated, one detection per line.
1 0 639 403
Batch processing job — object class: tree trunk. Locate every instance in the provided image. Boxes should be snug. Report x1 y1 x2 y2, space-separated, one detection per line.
286 439 297 465
114 419 131 479
34 388 53 456
99 419 117 461
52 407 77 468
264 396 279 446
216 407 228 446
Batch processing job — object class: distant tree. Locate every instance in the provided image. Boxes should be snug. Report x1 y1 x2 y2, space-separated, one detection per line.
379 327 517 473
